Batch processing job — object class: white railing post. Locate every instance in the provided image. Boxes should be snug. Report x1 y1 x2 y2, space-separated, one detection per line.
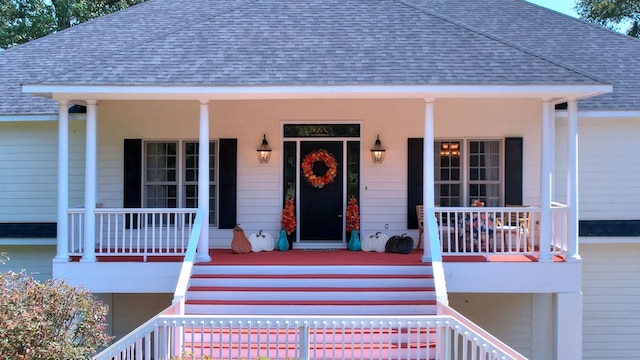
566 99 581 261
55 100 70 262
539 100 553 262
298 322 310 360
197 100 212 262
81 100 98 262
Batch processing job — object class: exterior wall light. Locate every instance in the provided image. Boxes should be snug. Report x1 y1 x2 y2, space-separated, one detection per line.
370 135 386 164
257 134 272 163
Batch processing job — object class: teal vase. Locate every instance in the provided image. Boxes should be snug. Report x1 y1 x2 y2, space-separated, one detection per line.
277 229 289 251
348 229 361 251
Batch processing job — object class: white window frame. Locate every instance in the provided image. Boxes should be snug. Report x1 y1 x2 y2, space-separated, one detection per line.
435 138 503 207
143 140 218 226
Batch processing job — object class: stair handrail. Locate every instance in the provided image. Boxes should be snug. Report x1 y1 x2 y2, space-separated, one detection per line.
172 209 205 313
439 300 528 360
92 301 182 360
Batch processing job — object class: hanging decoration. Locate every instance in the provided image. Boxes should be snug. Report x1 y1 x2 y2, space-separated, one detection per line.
301 149 338 188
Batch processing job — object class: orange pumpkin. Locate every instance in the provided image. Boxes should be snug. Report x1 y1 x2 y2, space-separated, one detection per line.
231 224 252 254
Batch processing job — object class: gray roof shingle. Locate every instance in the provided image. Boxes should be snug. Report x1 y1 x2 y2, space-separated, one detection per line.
0 0 632 115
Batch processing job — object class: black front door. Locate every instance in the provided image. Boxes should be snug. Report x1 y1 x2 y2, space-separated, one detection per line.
299 141 343 241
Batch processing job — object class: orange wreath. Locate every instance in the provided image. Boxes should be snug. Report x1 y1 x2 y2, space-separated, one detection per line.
302 149 338 188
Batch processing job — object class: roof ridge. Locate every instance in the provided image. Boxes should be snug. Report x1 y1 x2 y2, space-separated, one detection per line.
394 0 610 86
31 0 260 86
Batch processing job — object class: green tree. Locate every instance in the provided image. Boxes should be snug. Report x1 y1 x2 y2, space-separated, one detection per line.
0 0 146 49
0 270 112 359
577 0 640 37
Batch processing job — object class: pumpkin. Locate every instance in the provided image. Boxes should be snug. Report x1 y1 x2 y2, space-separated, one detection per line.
231 224 252 254
361 232 389 252
248 230 275 252
385 233 414 254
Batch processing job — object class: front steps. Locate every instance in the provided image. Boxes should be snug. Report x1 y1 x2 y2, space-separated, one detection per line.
182 263 438 359
185 264 437 315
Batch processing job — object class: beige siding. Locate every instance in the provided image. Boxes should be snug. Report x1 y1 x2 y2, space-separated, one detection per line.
582 243 640 359
98 98 543 246
448 293 533 358
0 121 85 223
556 116 640 220
95 293 173 340
0 245 55 282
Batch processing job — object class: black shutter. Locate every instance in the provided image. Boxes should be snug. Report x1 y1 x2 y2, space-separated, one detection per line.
407 138 424 229
504 137 523 205
123 139 142 229
123 139 142 207
218 138 237 229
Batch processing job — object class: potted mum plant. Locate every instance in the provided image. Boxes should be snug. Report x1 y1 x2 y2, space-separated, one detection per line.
279 197 296 251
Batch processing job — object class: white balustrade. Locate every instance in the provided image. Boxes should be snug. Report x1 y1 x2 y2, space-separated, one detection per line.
93 312 526 360
435 205 568 257
67 208 198 261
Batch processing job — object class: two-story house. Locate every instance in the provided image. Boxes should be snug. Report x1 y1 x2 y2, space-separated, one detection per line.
1 0 639 359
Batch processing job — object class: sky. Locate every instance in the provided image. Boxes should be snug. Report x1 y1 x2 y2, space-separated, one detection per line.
525 0 579 18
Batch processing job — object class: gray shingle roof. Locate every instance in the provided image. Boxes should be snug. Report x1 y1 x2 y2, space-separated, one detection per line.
0 0 633 115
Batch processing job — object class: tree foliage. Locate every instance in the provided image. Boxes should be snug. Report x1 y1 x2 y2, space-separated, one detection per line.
0 0 146 49
577 0 640 37
0 270 112 359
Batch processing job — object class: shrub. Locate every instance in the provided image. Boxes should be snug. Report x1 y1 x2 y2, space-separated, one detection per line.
0 270 112 359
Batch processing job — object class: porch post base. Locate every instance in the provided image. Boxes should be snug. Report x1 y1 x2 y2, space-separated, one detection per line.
421 255 433 263
53 256 70 263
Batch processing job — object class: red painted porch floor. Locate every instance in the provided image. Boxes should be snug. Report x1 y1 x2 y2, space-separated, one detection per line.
72 249 566 263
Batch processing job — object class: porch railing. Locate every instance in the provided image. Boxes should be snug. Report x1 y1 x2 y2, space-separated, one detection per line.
67 208 198 261
92 312 527 360
434 205 568 257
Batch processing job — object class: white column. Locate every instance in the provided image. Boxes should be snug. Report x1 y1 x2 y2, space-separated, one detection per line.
555 292 583 360
81 100 98 262
54 101 70 262
566 100 581 261
539 100 553 262
422 99 440 263
531 293 554 360
196 100 212 262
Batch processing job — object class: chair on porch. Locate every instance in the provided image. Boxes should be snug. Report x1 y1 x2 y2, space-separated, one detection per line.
416 205 456 251
495 205 532 252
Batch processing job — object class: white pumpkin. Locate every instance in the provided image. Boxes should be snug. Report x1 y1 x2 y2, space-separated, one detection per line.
361 232 389 252
248 230 275 252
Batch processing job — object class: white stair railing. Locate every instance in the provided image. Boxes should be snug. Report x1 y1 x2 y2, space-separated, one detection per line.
173 209 205 313
93 314 528 360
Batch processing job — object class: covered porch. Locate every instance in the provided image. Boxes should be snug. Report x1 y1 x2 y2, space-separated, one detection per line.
35 89 599 267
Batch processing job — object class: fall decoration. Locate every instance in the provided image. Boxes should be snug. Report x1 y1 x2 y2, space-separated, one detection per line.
281 198 296 235
362 231 389 252
302 149 338 188
385 233 415 254
472 199 485 207
248 230 275 252
231 224 252 254
346 196 360 232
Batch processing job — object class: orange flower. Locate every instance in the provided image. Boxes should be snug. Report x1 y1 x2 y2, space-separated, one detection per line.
346 197 360 232
281 198 296 235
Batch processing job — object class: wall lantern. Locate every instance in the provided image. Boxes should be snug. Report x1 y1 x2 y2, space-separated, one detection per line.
370 135 386 164
257 134 272 164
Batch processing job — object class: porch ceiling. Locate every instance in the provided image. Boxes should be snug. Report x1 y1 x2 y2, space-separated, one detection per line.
23 83 612 103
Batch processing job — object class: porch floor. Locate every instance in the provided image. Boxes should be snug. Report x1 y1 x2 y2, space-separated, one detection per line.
74 249 565 263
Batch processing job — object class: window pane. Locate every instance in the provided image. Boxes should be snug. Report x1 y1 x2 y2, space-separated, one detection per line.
468 140 501 206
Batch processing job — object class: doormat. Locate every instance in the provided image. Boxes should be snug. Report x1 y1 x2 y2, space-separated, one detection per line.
301 248 338 252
